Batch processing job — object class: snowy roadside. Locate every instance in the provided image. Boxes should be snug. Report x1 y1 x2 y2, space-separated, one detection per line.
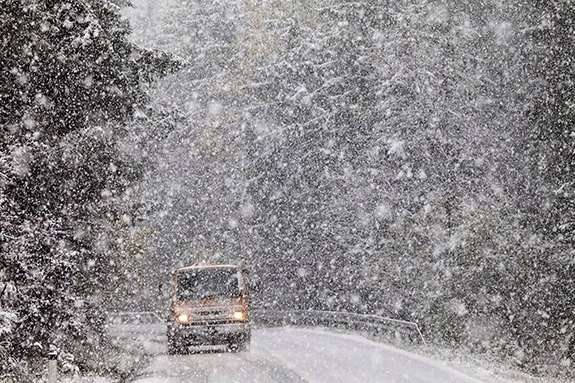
389 340 571 383
51 332 154 383
253 326 571 383
432 350 572 383
111 324 570 383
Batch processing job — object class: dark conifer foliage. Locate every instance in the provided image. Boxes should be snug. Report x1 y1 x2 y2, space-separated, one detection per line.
522 0 575 370
0 0 176 379
530 1 575 245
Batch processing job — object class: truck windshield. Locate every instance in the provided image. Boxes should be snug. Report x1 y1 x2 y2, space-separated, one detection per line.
176 268 240 301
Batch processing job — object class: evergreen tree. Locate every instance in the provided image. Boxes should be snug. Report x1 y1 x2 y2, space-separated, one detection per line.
238 0 536 322
519 0 575 368
0 0 175 379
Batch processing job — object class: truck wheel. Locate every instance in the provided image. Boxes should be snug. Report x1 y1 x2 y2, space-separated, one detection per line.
229 332 251 352
167 335 180 355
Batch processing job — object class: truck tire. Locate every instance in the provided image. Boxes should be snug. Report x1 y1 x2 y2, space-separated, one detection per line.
229 331 251 352
167 334 180 355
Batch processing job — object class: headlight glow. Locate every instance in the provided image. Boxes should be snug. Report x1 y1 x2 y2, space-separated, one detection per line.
232 311 246 321
176 313 189 323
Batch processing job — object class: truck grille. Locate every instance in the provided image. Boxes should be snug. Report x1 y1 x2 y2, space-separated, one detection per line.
186 308 234 325
198 310 223 316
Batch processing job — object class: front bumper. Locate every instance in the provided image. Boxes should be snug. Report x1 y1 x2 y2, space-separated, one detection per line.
167 321 250 345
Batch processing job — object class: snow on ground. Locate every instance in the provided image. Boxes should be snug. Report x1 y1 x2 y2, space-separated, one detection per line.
255 328 488 383
131 327 525 383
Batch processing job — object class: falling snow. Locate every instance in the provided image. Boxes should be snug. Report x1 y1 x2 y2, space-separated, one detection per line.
1 0 575 382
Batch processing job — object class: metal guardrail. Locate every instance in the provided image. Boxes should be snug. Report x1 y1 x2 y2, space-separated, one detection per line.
253 309 426 345
105 311 166 338
107 311 163 325
105 309 426 345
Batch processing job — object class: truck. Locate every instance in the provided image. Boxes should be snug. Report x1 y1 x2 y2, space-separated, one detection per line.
167 264 251 354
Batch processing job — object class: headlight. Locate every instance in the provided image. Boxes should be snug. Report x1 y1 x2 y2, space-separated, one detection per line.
232 311 246 321
176 313 190 324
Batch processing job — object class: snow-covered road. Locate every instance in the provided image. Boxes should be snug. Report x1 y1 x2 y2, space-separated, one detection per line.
132 327 488 383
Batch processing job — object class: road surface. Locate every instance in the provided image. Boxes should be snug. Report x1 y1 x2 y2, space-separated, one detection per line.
130 327 488 383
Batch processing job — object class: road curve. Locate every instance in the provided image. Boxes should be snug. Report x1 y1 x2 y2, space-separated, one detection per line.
132 327 487 383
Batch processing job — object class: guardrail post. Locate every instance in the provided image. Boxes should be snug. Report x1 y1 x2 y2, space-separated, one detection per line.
415 324 427 346
47 359 57 383
47 349 58 383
